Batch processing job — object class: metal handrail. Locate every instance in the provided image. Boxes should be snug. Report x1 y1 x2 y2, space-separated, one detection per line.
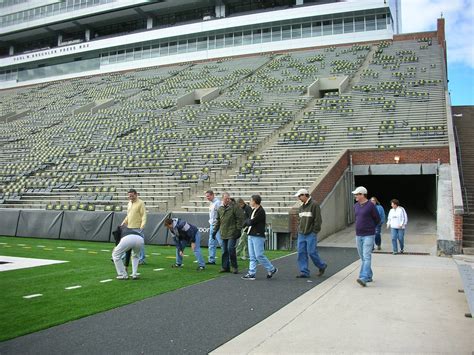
453 125 470 213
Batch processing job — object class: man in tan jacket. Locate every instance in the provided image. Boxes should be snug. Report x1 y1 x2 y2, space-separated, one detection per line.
121 189 147 264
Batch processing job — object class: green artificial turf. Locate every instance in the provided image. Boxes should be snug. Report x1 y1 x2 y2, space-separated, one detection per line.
0 236 290 341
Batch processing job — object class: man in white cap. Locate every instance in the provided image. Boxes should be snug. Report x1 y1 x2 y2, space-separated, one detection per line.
352 186 381 287
294 188 327 278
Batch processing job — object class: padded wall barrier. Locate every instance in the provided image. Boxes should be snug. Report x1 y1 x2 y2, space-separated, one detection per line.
0 209 21 237
60 211 113 242
16 210 63 239
144 213 167 245
1 210 213 246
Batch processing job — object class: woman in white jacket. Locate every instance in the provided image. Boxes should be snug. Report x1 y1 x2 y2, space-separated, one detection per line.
386 199 408 254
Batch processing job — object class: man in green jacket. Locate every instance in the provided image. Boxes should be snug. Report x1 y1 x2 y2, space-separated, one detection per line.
212 192 245 274
294 188 327 278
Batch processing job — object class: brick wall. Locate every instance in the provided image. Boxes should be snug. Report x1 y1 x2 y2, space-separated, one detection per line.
393 31 437 42
312 151 350 205
454 214 463 241
350 147 449 165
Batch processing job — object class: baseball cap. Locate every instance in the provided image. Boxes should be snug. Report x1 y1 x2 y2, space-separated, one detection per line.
352 186 367 195
294 188 309 197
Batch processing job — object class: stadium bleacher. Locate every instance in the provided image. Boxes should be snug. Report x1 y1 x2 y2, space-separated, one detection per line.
0 38 448 214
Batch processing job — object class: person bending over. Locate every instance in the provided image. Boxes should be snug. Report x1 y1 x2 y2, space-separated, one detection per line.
164 218 205 271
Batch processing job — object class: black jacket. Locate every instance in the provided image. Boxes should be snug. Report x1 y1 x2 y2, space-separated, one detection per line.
242 204 253 219
111 225 131 266
244 205 266 238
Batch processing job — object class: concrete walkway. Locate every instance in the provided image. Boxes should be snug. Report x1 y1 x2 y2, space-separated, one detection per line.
212 223 474 354
319 212 438 255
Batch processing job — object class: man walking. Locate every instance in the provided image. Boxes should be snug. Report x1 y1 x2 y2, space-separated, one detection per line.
211 192 245 274
370 197 386 251
294 188 327 278
121 189 147 264
164 217 205 271
205 190 221 265
352 186 381 287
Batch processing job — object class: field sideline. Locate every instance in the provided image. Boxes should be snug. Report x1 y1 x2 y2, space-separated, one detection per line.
0 236 290 341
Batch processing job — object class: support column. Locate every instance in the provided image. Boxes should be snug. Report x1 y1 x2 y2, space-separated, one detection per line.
85 28 91 41
147 16 153 29
296 0 304 5
215 0 225 18
58 34 63 46
9 45 14 56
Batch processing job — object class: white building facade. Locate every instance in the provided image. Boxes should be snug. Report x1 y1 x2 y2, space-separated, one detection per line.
0 0 401 88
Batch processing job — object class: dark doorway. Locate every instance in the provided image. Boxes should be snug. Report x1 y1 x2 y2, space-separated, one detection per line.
355 175 437 216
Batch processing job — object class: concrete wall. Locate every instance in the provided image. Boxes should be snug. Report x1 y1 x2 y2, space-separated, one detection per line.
307 75 349 97
177 92 196 108
198 88 220 103
437 164 461 254
91 98 115 114
319 170 352 239
353 163 438 175
177 88 220 108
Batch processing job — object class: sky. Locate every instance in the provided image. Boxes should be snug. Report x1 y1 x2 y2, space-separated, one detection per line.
400 0 474 106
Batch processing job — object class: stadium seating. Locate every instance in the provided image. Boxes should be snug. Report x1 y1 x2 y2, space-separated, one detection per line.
0 38 448 214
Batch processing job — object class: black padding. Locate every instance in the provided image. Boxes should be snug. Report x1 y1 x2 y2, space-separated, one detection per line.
60 211 113 242
144 213 167 245
16 210 63 239
0 209 21 237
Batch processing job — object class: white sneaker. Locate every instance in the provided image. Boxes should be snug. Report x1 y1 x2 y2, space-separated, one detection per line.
131 275 139 280
116 275 128 280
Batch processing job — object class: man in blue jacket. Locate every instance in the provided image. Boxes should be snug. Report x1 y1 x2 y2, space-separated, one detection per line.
164 218 205 271
370 196 386 251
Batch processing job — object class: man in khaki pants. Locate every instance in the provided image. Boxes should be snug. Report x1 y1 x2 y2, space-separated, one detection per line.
121 189 147 264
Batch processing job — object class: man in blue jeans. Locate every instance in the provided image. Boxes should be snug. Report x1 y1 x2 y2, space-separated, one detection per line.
164 217 205 271
294 188 327 278
211 192 245 274
205 190 222 265
352 186 381 287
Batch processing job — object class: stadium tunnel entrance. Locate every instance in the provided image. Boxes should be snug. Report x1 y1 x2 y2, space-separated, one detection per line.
354 174 437 219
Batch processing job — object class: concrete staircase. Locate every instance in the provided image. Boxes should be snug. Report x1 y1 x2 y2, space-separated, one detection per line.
453 106 474 252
